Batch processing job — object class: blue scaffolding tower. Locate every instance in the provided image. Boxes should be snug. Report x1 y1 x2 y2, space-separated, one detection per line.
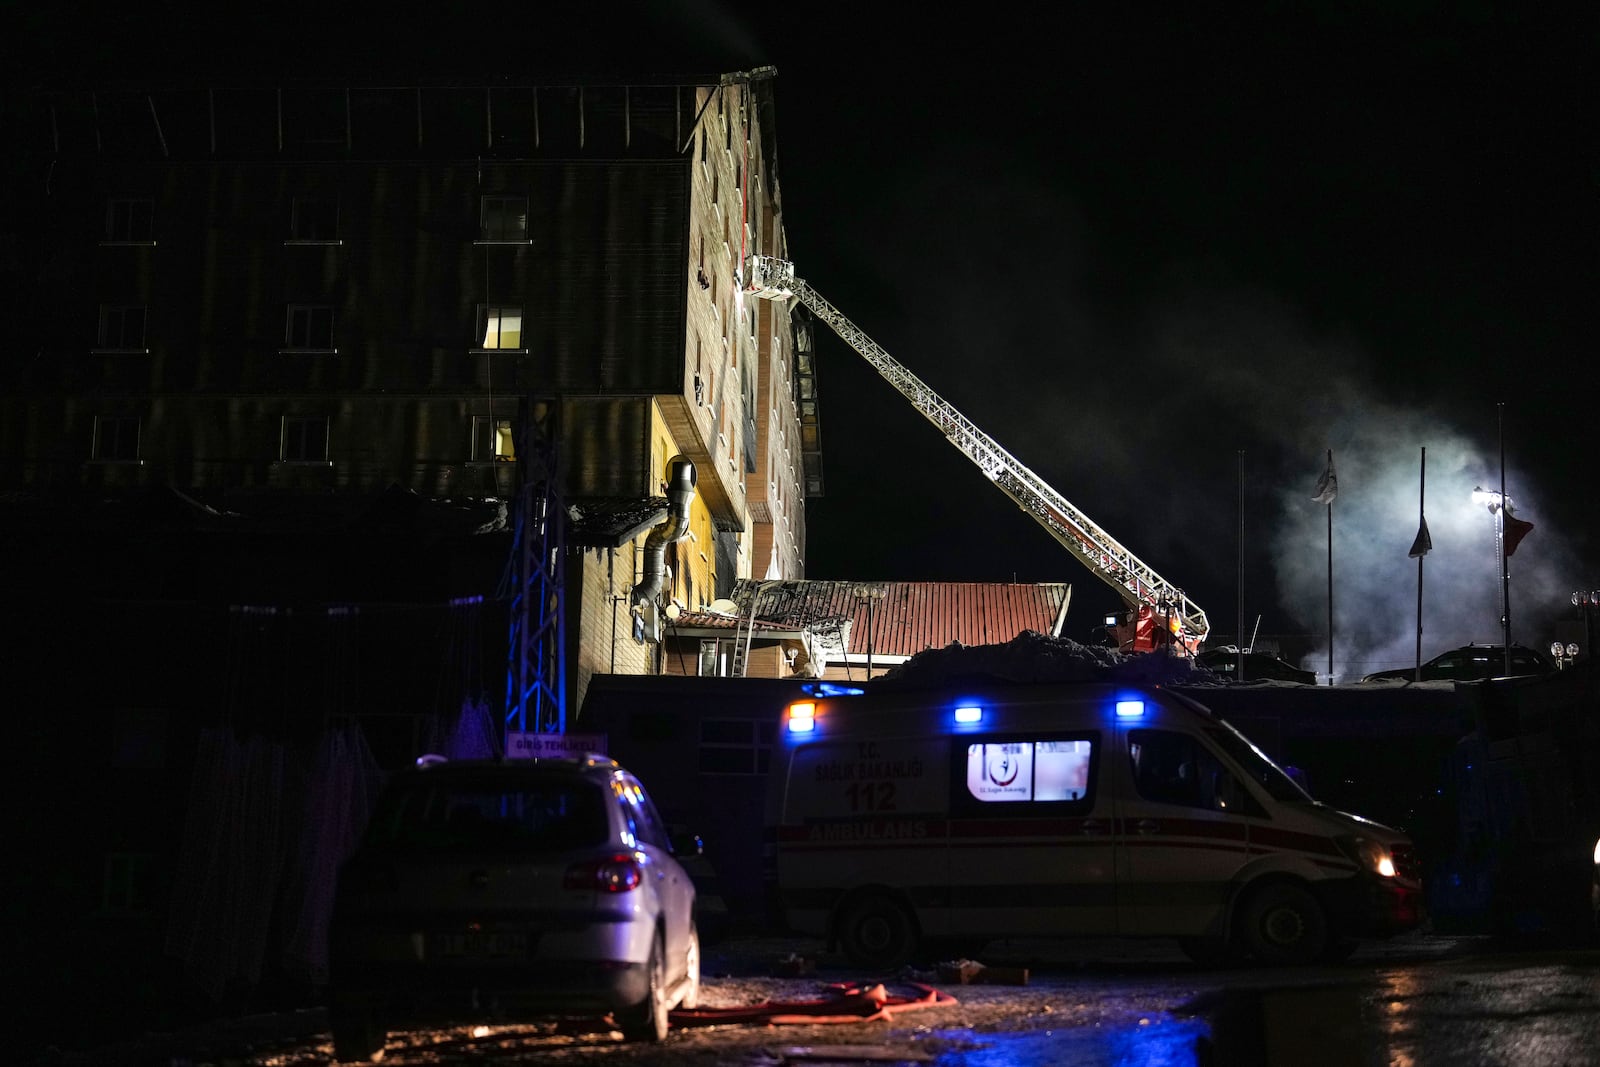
505 403 566 737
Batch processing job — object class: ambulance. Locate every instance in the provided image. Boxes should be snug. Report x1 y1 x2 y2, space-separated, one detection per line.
765 680 1424 967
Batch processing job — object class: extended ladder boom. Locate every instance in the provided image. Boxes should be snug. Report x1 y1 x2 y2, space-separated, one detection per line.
746 254 1208 650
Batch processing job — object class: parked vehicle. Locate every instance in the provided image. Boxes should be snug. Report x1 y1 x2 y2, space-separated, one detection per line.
1196 646 1317 684
765 681 1423 969
327 755 701 1063
1361 643 1556 683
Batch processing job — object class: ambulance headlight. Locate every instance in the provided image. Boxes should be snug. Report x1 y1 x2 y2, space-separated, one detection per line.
1337 836 1396 878
1592 836 1600 866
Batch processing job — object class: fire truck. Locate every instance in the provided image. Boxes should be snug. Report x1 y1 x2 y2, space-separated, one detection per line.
745 255 1207 654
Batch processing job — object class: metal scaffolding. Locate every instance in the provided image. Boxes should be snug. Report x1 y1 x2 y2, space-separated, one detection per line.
504 402 566 737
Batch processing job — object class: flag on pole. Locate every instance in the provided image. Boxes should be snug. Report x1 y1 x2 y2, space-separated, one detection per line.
1408 516 1432 558
1503 512 1534 557
1312 451 1338 505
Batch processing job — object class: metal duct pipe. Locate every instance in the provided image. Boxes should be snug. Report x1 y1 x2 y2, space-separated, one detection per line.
630 456 697 637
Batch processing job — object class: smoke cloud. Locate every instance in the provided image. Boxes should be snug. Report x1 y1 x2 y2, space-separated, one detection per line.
1137 279 1585 681
1269 411 1582 681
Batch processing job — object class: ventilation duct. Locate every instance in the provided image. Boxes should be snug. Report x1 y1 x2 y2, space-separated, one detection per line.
630 455 697 641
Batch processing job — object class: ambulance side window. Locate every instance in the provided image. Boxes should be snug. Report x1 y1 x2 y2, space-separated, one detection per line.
949 734 1099 817
1129 729 1259 815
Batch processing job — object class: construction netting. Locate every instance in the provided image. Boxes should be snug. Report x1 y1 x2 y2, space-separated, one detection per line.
164 725 295 1000
163 602 496 1002
278 720 386 987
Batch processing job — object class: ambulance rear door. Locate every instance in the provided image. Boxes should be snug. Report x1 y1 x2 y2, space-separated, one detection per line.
947 726 1115 935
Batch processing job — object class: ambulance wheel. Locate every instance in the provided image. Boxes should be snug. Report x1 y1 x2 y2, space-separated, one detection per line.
1237 882 1327 964
838 893 918 971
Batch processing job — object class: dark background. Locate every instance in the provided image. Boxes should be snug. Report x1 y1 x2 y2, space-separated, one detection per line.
6 1 1594 672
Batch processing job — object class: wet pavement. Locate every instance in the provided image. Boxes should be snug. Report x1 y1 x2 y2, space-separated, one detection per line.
35 933 1600 1066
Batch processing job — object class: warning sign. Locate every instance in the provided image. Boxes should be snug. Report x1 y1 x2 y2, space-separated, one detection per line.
506 732 608 760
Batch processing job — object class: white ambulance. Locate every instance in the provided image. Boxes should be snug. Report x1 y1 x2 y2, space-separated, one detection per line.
765 680 1424 967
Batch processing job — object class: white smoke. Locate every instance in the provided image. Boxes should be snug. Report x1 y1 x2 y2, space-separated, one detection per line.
1271 409 1581 682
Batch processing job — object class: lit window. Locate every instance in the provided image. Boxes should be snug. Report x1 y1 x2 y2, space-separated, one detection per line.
97 305 147 350
285 305 334 350
281 416 329 462
476 305 524 349
289 197 339 242
92 415 140 462
104 199 154 243
480 195 528 242
965 739 1095 804
472 415 516 462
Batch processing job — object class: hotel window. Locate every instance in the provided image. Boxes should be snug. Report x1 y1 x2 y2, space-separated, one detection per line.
472 415 517 462
92 416 141 462
479 195 528 243
96 305 147 351
289 197 339 243
475 304 524 350
281 416 330 463
284 305 335 351
104 199 154 243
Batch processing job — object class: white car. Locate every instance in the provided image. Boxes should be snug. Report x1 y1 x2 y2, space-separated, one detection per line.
327 755 700 1062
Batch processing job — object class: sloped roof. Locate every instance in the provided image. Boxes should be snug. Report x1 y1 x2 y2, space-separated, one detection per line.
567 496 669 548
700 579 1071 657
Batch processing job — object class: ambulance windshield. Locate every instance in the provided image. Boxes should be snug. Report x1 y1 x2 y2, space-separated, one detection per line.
1203 726 1313 803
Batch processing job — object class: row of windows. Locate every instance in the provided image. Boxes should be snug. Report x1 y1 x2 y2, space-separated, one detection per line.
88 415 517 464
93 304 524 352
98 194 531 245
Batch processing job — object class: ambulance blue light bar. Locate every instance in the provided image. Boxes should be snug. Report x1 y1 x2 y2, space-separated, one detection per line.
954 705 983 724
1115 699 1146 719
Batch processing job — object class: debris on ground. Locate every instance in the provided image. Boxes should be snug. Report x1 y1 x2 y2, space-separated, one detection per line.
669 982 958 1028
935 959 1031 986
878 630 1220 689
773 952 817 976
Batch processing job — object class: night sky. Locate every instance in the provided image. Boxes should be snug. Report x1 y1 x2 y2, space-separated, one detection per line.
9 3 1594 676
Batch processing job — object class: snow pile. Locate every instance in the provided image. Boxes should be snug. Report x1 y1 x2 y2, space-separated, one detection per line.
877 630 1221 689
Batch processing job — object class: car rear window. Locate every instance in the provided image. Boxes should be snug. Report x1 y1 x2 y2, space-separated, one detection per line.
367 777 609 851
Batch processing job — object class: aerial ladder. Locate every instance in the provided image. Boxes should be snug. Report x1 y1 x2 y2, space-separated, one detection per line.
745 255 1209 654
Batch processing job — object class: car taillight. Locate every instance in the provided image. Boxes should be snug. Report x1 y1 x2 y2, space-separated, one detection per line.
564 852 643 893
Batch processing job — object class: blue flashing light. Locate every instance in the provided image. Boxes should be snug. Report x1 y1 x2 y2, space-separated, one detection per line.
1115 699 1146 719
802 682 865 697
954 705 983 724
788 717 816 734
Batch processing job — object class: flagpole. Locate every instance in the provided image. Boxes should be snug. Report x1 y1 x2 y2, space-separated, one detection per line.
1498 403 1510 675
1416 446 1426 682
1326 449 1334 686
1237 449 1245 679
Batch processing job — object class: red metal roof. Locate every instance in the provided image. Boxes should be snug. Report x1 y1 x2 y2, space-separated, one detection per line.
719 579 1072 658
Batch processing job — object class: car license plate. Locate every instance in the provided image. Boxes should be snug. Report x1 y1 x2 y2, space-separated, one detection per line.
432 931 530 959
